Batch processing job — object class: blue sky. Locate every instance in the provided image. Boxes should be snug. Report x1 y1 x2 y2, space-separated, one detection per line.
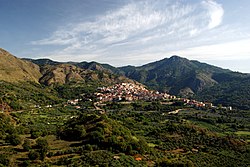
0 0 250 73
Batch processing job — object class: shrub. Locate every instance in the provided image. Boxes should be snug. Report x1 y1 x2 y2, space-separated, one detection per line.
0 154 9 166
36 138 49 160
30 130 42 139
28 150 40 160
22 160 30 167
5 133 22 146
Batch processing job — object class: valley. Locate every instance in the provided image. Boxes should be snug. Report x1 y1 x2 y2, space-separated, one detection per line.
0 48 250 166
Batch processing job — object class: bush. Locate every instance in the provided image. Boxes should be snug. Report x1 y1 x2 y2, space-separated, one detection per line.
9 101 23 110
36 138 49 150
28 150 40 160
30 130 42 139
5 133 22 146
22 160 30 167
59 125 86 141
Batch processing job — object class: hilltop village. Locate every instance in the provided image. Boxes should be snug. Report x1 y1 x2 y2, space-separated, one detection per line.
94 82 232 110
20 82 232 112
95 83 173 102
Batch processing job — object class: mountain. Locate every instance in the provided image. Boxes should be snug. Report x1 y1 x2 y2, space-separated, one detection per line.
25 58 129 86
28 59 122 74
24 58 61 66
76 61 112 73
39 64 84 85
76 61 121 74
115 56 236 95
0 48 41 83
114 56 250 109
5 51 250 109
38 63 134 86
0 49 134 87
196 73 250 109
0 48 139 112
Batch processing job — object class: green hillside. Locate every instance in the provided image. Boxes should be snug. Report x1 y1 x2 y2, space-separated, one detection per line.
115 56 250 109
117 56 230 94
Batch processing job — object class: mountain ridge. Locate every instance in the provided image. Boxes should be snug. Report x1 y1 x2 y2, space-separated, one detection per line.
115 56 234 95
2 48 250 109
1 49 135 86
24 54 249 96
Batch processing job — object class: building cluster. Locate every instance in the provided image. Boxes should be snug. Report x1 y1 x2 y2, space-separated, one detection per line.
95 83 175 103
67 99 81 105
64 99 82 109
95 82 233 111
181 98 232 110
182 99 213 108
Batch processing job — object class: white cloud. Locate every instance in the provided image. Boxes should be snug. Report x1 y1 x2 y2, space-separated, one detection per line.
202 0 224 29
31 1 199 47
31 29 77 45
31 0 229 66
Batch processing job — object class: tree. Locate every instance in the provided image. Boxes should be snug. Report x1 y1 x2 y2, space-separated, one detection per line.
36 138 49 160
74 125 86 139
58 125 86 141
22 139 32 151
88 131 104 144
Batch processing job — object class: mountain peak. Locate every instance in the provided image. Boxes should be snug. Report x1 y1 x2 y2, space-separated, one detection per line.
169 55 181 59
158 55 188 64
118 55 233 96
168 55 188 61
155 55 190 67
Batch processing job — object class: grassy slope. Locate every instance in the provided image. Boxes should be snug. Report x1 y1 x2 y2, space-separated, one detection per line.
0 48 41 83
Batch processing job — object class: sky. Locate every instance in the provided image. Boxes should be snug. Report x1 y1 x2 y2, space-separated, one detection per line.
0 0 250 73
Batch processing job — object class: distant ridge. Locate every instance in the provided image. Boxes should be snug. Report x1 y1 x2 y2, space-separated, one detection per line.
38 63 134 86
23 58 61 66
